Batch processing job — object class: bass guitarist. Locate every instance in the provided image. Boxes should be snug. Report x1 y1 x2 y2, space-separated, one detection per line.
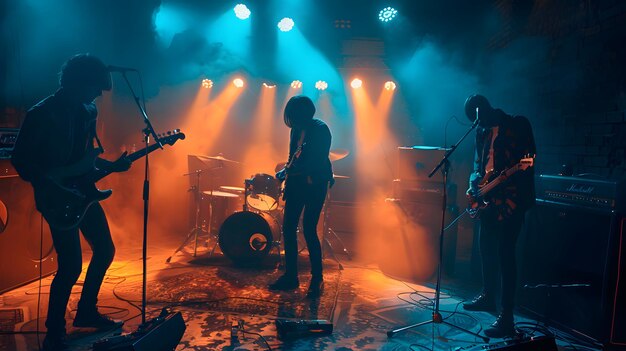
461 94 536 338
12 54 130 351
269 95 333 298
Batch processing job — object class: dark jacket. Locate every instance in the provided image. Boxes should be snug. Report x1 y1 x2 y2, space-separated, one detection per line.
469 110 536 219
11 89 99 186
286 118 333 184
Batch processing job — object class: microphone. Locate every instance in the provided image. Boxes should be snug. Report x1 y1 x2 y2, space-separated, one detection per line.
473 107 480 127
107 65 138 73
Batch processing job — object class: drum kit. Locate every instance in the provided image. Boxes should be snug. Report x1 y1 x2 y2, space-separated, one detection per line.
166 150 352 266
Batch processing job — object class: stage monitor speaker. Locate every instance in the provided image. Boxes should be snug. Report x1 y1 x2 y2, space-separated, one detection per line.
0 161 56 294
519 200 625 349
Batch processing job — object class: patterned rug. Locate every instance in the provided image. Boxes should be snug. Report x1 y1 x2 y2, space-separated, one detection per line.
115 255 341 321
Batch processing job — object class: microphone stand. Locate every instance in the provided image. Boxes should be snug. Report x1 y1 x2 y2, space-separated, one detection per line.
119 72 163 324
387 115 487 342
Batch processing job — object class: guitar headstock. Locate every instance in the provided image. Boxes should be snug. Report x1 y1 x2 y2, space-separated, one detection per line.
156 129 186 146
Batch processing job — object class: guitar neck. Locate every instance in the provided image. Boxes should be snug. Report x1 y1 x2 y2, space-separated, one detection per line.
91 143 162 182
477 163 521 197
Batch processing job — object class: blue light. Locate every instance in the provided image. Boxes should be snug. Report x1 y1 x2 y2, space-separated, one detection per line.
378 7 398 22
277 18 295 32
233 4 251 20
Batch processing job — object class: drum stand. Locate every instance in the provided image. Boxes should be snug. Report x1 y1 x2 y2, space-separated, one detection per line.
165 166 219 263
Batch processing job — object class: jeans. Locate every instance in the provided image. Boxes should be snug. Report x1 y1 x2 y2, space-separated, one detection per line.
45 203 115 335
282 179 328 279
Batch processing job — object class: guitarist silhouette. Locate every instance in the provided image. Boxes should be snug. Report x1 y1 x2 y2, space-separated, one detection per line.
269 95 333 299
12 54 130 351
461 94 536 339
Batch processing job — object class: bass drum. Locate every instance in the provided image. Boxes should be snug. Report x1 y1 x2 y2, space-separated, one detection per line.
218 211 280 265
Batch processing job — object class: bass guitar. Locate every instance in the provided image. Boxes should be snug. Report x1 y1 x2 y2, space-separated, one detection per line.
467 156 534 218
35 130 185 230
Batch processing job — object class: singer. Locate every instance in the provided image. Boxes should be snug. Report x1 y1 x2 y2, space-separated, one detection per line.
269 95 334 298
461 94 536 337
11 53 131 351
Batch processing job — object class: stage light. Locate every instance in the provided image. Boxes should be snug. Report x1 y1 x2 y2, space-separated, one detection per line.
201 79 213 89
315 80 328 91
291 80 302 89
277 18 295 32
262 82 276 89
233 78 245 88
384 81 396 91
378 7 398 22
233 4 251 20
351 78 363 89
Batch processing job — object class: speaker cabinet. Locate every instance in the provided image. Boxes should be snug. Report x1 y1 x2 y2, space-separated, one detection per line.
0 162 56 294
378 199 459 281
519 200 625 348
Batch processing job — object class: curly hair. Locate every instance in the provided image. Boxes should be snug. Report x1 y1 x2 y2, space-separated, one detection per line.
59 53 112 91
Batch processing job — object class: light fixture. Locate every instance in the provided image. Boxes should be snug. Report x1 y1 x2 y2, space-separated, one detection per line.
290 80 302 89
351 78 363 89
384 81 396 91
262 82 276 88
201 79 213 89
378 7 398 22
277 17 295 32
233 78 245 88
315 80 328 90
233 4 251 20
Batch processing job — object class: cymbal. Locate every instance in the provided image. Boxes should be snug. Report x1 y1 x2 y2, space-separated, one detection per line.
333 174 350 179
329 149 349 162
220 185 245 193
202 190 239 198
191 154 240 163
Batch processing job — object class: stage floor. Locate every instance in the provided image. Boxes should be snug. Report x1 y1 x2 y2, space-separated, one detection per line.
0 241 600 351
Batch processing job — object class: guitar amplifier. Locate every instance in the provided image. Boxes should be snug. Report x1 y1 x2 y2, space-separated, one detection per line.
535 175 625 213
519 199 626 349
397 146 448 181
0 159 57 294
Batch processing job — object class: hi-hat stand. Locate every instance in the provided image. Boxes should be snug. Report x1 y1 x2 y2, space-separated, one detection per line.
165 165 221 263
387 113 488 343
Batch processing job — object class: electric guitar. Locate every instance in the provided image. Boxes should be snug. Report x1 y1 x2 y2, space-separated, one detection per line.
467 156 534 218
35 130 185 230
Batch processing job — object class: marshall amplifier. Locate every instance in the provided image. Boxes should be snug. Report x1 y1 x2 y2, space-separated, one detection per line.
535 175 624 213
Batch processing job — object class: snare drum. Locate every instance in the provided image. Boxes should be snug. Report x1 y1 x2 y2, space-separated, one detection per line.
246 173 281 211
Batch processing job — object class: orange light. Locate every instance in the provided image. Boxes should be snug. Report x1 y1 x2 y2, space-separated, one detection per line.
351 78 363 89
233 78 245 88
291 80 302 89
384 81 396 91
315 80 328 90
201 79 213 89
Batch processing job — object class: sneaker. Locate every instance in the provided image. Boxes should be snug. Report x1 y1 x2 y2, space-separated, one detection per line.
269 274 299 291
73 309 124 330
484 312 515 338
42 333 69 351
462 293 496 312
305 277 324 299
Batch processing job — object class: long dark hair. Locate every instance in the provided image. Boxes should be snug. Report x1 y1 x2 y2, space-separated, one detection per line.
284 95 316 128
